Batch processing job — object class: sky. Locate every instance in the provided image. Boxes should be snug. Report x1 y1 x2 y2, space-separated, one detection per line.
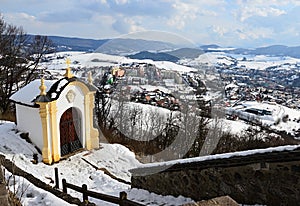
1 0 300 48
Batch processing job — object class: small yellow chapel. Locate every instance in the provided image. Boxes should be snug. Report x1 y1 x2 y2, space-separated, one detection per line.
10 63 99 164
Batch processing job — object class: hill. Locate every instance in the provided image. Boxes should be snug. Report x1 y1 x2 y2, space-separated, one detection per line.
28 34 300 59
28 35 178 54
126 51 180 62
166 48 204 59
96 38 177 55
48 36 108 52
226 45 300 58
27 35 108 52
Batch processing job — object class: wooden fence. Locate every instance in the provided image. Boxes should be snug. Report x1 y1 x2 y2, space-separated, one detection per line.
54 165 144 206
62 178 144 206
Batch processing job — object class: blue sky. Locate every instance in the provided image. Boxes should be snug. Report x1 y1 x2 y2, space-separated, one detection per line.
1 0 300 48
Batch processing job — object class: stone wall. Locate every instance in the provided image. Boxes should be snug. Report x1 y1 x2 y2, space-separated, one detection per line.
131 148 300 205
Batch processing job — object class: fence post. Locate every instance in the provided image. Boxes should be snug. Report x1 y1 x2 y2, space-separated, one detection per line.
119 191 127 206
62 178 67 193
82 184 88 202
54 167 59 189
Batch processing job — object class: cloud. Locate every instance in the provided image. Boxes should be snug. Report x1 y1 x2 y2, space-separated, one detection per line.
233 0 299 22
167 1 197 29
1 0 300 47
78 0 173 17
112 16 146 34
114 0 128 5
4 12 36 22
235 27 273 40
211 26 228 37
230 2 300 46
38 9 93 23
238 6 286 22
167 1 221 30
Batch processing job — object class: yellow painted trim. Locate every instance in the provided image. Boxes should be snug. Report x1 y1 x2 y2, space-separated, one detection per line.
64 58 74 78
85 94 92 149
87 71 93 85
64 68 74 79
36 102 52 164
39 78 47 96
85 92 99 150
49 101 60 162
69 80 99 150
35 79 99 165
69 81 90 94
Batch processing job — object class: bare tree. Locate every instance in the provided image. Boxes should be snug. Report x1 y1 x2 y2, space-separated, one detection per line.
95 90 112 130
199 114 226 156
0 14 54 116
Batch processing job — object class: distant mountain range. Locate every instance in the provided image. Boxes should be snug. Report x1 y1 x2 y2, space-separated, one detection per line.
31 35 300 59
37 35 108 52
40 35 177 54
200 44 300 58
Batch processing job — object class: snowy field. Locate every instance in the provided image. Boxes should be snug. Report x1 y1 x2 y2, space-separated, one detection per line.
226 101 300 136
41 51 300 75
0 121 194 206
180 51 300 71
41 51 196 74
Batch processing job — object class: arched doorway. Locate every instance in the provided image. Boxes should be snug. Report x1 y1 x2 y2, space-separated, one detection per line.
60 107 82 156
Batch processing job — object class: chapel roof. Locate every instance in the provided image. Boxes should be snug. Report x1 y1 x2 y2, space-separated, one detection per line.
10 77 97 107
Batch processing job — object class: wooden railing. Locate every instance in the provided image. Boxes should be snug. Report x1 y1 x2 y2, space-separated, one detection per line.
62 178 144 206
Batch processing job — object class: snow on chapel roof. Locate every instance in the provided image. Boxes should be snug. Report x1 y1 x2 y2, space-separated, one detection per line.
10 79 57 106
10 76 97 107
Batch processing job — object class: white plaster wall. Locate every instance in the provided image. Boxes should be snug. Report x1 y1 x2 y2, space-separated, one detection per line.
15 104 44 150
56 84 86 151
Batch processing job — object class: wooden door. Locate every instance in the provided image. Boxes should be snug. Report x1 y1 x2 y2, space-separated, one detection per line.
60 107 82 156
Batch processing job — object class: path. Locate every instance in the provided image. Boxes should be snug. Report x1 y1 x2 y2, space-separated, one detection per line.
0 154 94 206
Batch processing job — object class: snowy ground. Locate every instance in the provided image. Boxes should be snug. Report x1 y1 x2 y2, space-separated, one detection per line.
182 51 300 70
0 121 194 206
41 51 196 74
7 50 300 205
226 101 300 136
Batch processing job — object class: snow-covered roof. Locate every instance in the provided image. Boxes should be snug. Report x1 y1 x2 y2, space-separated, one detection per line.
10 79 57 106
10 77 97 107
